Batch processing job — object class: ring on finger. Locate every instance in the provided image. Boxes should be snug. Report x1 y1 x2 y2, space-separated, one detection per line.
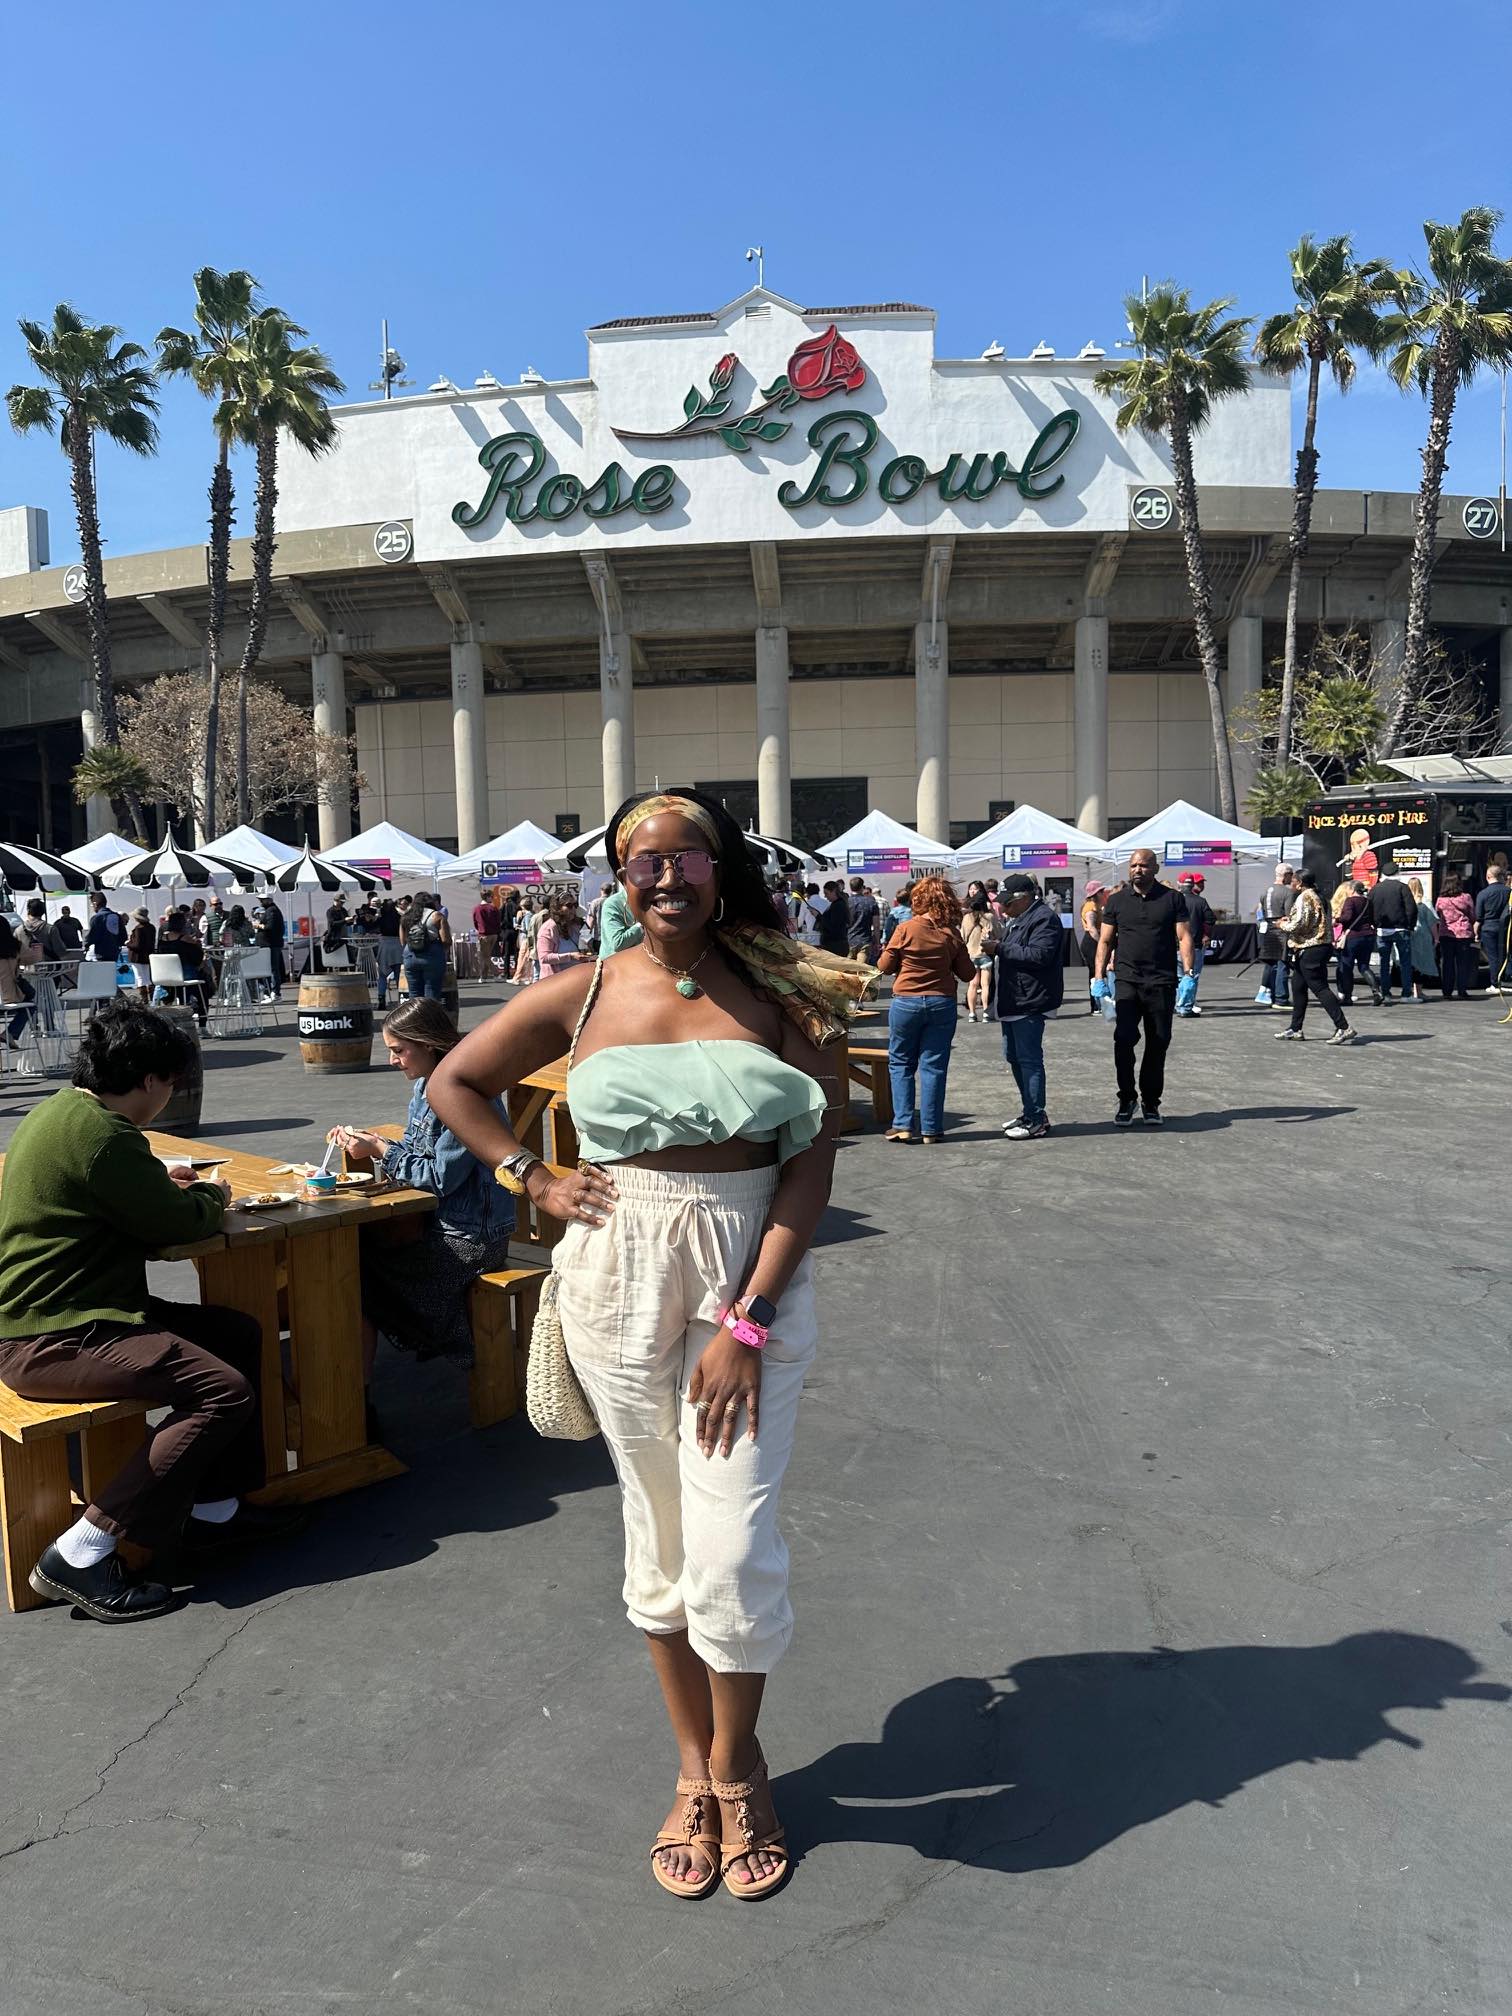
724 1398 740 1414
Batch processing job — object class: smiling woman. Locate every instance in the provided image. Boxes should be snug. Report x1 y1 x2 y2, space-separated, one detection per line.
426 786 872 1903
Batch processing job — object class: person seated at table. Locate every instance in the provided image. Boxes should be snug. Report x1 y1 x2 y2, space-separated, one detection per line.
0 1000 300 1622
328 997 515 1410
221 903 256 950
153 908 212 1024
126 907 157 1002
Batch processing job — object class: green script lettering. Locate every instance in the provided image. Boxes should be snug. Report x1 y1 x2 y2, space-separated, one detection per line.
452 434 677 529
1014 411 1080 498
879 454 929 504
778 410 877 510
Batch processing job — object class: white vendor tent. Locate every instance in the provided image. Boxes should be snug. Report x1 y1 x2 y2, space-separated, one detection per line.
956 804 1107 869
450 819 561 881
202 825 302 873
1098 800 1279 920
322 821 460 885
62 833 147 874
816 810 957 881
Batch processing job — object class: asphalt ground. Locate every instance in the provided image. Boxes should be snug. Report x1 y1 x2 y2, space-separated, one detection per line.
0 966 1509 2016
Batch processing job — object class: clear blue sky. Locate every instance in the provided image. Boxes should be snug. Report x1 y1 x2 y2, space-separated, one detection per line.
4 0 1509 565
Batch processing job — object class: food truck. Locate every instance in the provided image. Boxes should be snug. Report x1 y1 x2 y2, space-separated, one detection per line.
1302 757 1512 906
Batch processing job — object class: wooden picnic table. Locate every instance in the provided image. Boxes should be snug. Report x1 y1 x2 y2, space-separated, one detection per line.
142 1131 437 1506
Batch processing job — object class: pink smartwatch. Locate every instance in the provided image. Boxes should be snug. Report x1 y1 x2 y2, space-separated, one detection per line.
723 1293 777 1349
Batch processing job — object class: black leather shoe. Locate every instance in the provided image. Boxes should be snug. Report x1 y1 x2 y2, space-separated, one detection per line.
181 1501 311 1556
28 1544 173 1622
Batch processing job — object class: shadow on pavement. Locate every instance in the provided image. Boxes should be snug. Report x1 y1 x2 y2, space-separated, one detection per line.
776 1632 1509 1872
939 1105 1356 1143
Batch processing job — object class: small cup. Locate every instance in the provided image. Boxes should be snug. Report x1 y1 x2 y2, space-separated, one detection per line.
304 1171 338 1198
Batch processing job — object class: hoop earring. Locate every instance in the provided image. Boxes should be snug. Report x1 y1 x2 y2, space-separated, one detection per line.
713 896 726 924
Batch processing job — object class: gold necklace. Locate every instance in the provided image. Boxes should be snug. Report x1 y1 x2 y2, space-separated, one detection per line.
642 937 713 999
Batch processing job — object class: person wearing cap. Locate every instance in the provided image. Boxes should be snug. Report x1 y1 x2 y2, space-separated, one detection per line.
995 874 1064 1140
1078 881 1109 1012
1175 873 1214 1016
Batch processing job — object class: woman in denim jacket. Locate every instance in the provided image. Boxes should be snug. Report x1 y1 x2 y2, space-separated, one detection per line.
329 998 515 1396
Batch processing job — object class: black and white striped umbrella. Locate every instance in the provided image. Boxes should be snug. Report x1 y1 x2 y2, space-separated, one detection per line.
99 835 255 890
269 845 383 894
0 840 102 893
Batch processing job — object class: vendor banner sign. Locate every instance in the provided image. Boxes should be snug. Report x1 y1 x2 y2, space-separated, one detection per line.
1163 840 1233 869
480 858 543 885
847 849 911 875
1001 843 1068 870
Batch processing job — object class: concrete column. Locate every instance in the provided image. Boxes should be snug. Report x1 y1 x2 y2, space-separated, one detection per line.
1500 625 1512 745
450 633 489 855
78 676 109 840
1224 613 1264 813
311 644 351 847
914 619 949 844
1371 616 1406 729
1073 613 1109 838
755 624 791 839
599 623 634 819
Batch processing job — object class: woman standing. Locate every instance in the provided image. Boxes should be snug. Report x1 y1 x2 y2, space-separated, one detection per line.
1434 875 1476 998
1275 871 1355 1044
330 998 515 1407
1333 880 1380 1009
1078 881 1108 1011
1407 877 1439 1001
959 892 1000 1023
876 877 974 1143
536 893 591 979
402 891 452 1002
428 789 868 1902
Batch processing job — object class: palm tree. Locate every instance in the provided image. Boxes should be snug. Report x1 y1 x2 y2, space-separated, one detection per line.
1254 236 1399 766
1378 208 1512 755
6 305 157 841
230 310 343 823
1094 285 1252 821
157 268 266 836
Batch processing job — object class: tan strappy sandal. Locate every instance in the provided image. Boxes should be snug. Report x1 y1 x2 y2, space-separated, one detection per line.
711 1747 790 1900
649 1775 722 1899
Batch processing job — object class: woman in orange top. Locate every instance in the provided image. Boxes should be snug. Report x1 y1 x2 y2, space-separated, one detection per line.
876 877 974 1143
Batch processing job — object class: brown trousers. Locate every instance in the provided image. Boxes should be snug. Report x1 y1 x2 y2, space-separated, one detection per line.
0 1298 265 1544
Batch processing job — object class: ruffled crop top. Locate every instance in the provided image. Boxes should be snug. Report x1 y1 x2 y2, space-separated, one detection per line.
567 1040 827 1166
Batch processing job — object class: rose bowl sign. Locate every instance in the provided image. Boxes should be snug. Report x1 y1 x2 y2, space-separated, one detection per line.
452 324 1082 533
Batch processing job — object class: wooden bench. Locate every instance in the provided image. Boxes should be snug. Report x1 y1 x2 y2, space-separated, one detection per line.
467 1267 546 1428
846 1039 891 1130
0 1390 149 1614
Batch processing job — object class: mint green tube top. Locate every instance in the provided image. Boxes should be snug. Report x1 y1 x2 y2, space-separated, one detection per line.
567 1040 826 1166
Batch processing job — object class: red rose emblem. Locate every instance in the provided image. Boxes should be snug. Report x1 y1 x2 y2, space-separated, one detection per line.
711 353 738 392
786 324 867 401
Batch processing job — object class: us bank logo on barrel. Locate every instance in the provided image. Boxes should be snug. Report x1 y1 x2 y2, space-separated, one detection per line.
297 970 375 1074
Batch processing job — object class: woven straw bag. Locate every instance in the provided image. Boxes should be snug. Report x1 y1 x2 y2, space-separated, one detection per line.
526 1270 598 1441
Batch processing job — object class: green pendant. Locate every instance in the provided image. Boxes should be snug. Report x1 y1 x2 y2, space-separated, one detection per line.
675 976 701 999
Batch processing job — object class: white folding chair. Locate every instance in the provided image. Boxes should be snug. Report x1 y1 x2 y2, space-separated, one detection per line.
238 948 279 1028
207 946 261 1040
66 958 122 1035
149 953 208 1020
318 945 352 970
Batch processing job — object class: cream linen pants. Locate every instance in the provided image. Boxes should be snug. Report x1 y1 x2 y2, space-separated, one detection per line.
556 1164 818 1674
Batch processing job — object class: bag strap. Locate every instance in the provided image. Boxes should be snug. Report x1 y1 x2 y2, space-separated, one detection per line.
567 957 605 1069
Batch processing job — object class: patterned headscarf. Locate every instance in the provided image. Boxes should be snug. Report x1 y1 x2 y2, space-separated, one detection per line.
613 792 875 1049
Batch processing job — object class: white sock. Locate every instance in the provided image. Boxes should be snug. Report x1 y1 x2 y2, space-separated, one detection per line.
191 1497 239 1525
54 1514 117 1569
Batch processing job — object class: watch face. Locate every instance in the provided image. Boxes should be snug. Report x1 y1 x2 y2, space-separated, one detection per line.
746 1294 777 1328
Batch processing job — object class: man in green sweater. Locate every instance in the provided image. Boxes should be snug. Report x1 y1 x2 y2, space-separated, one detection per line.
0 1001 291 1621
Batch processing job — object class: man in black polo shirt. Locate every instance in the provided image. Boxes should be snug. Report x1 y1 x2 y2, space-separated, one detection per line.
1093 849 1196 1128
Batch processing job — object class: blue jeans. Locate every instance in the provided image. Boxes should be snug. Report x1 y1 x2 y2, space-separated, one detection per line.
1335 936 1375 1001
888 994 957 1136
403 945 447 1002
1376 927 1412 998
1261 958 1287 999
1000 1013 1047 1123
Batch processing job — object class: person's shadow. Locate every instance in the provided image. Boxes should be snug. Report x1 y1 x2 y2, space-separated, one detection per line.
776 1634 1507 1871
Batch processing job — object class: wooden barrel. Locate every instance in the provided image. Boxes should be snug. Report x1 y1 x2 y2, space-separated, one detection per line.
398 957 459 1020
297 970 374 1074
156 1006 204 1133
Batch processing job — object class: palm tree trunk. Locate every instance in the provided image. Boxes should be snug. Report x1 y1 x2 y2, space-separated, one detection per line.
1278 355 1323 767
1168 396 1238 822
1384 334 1460 756
202 439 234 836
236 424 280 826
67 420 149 842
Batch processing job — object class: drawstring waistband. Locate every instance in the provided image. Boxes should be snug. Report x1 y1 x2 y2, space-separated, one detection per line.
593 1162 780 1208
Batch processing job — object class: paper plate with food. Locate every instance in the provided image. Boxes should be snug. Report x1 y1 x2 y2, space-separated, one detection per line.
234 1190 300 1211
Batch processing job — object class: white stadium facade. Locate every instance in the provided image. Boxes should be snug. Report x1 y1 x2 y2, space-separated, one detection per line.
1 285 1510 857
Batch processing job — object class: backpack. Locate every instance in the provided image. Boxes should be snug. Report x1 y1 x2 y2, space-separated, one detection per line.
406 910 434 955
